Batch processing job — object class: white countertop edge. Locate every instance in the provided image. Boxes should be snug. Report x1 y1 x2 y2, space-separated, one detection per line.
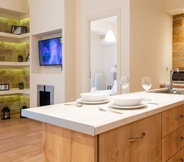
23 101 184 136
22 93 184 136
22 110 95 136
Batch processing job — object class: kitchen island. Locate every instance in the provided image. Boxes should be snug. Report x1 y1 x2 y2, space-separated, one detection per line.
23 92 184 162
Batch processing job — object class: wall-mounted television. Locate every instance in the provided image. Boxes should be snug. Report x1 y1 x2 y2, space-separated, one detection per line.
38 37 62 66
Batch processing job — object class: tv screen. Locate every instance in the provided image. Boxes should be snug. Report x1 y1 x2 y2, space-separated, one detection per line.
38 37 62 66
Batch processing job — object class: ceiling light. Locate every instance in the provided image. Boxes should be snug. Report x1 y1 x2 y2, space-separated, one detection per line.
105 30 116 42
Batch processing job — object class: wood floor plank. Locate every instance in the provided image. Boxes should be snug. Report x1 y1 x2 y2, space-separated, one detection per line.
0 114 42 162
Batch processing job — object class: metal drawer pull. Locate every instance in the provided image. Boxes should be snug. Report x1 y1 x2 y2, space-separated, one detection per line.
180 159 184 162
128 132 146 142
175 115 184 120
175 137 184 144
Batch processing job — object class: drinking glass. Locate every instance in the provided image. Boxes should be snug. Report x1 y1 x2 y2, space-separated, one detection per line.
142 77 152 101
142 77 152 92
120 76 129 94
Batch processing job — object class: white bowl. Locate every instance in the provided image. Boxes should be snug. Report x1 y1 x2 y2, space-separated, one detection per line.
80 92 110 101
111 95 144 106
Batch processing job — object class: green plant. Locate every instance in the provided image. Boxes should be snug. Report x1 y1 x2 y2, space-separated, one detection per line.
18 54 23 59
18 82 24 86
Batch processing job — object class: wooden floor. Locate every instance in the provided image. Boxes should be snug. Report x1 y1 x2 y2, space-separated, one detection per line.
0 114 42 162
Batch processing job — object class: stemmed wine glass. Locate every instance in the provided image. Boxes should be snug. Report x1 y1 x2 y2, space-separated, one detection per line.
120 76 129 94
142 77 152 100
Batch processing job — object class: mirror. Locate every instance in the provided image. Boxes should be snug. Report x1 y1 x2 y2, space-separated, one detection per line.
90 16 117 95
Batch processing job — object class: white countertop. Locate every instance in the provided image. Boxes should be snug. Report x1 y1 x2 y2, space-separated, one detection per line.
22 92 184 136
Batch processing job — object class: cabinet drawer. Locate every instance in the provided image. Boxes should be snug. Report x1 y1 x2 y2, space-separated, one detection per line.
162 126 184 162
167 147 184 162
162 105 184 137
99 114 161 162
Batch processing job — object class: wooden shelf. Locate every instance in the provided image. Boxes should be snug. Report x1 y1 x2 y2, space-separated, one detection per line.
0 7 28 19
0 32 29 38
0 62 30 68
0 32 30 43
0 89 30 96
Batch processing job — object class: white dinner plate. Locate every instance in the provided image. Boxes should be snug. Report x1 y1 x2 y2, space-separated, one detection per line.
108 102 147 109
77 98 110 104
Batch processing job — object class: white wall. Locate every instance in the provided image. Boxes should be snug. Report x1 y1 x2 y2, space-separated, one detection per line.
29 0 64 107
75 0 130 97
90 33 117 90
30 0 64 35
31 74 63 107
75 0 172 97
63 0 76 102
102 45 117 88
90 18 117 90
90 33 103 89
130 0 172 92
29 0 75 107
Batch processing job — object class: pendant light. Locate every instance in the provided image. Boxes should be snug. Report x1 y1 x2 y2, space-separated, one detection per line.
105 30 116 42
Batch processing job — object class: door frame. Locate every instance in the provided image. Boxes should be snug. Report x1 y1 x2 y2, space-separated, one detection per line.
85 8 121 94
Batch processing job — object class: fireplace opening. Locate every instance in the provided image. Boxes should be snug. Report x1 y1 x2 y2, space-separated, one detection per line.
37 85 54 106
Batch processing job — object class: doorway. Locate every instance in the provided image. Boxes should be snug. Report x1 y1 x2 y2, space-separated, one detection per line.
89 15 119 95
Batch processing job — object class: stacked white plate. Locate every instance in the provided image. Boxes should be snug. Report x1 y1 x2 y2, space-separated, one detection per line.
109 95 146 109
77 92 110 104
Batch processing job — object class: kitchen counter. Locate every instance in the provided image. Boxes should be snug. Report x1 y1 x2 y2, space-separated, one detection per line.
22 91 184 136
23 91 184 162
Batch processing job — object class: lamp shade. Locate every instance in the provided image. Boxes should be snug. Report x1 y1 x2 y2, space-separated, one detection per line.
105 30 116 42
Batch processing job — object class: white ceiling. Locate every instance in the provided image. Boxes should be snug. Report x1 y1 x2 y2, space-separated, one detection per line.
91 16 117 36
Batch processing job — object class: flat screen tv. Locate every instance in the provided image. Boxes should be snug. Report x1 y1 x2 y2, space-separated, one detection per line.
38 37 62 66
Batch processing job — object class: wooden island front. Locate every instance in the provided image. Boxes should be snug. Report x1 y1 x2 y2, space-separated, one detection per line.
23 92 184 162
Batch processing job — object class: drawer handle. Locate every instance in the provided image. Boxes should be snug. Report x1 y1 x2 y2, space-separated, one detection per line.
175 115 184 120
128 132 146 142
175 137 184 144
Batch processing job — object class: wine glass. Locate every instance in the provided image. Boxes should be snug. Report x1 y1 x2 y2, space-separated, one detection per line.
142 77 152 101
120 76 129 94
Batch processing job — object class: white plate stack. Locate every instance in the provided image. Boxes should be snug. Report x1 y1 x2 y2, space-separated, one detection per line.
109 95 146 109
78 92 110 104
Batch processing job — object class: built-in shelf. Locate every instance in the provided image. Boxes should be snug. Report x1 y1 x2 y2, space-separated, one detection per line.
0 32 29 38
0 89 30 96
0 62 30 68
0 7 28 19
